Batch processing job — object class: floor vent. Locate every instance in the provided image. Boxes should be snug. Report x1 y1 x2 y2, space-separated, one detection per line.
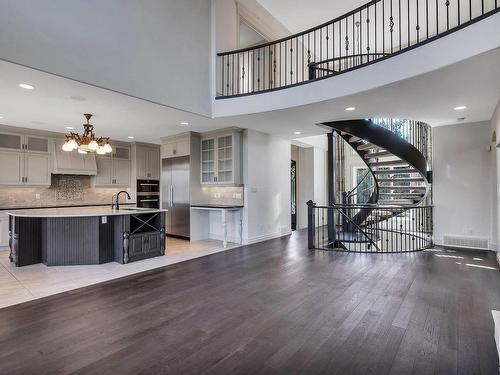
443 235 489 250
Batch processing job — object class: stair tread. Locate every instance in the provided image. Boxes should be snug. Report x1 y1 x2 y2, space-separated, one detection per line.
373 168 418 174
357 143 378 151
379 186 426 190
377 178 425 182
369 159 409 167
364 151 391 159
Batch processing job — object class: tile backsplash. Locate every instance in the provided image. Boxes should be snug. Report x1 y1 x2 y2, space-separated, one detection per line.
196 185 244 206
0 175 131 209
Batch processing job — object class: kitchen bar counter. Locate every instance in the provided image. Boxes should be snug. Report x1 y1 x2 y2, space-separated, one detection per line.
7 207 166 267
0 202 137 211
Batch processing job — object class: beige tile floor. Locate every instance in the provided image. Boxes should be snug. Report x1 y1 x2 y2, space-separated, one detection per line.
0 238 240 309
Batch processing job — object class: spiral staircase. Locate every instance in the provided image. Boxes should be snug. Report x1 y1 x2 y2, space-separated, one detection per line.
308 118 433 253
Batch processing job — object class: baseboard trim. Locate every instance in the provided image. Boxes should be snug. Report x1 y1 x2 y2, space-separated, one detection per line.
434 241 496 252
245 230 292 245
208 233 241 244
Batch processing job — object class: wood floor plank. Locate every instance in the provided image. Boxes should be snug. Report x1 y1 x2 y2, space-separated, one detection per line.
0 232 499 374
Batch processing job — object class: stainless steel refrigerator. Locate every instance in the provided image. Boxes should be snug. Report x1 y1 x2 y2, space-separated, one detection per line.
162 156 190 238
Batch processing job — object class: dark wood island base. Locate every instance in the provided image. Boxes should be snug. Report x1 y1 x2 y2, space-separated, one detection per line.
7 208 166 267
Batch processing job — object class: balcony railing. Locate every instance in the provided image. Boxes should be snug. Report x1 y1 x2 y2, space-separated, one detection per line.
217 0 499 98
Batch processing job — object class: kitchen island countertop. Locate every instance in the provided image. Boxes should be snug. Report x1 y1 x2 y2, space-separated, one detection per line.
6 206 167 218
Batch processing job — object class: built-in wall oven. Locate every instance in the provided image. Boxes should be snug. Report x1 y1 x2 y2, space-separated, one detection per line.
137 179 160 208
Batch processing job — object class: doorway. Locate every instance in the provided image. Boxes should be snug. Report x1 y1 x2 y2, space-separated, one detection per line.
291 159 297 230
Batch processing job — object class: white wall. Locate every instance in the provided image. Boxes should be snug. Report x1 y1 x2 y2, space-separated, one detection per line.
243 129 291 243
433 121 496 249
0 0 212 116
491 99 500 249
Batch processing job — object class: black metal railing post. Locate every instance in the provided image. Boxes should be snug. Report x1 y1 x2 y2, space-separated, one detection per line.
307 200 316 249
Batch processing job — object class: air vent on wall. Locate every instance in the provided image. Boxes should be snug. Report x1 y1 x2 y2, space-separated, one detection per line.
443 235 489 250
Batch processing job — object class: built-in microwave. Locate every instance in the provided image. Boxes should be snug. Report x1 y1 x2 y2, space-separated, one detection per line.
137 179 159 194
137 194 160 209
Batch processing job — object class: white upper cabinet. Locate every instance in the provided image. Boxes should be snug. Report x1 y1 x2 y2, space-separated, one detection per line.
201 129 242 185
24 153 50 185
0 132 51 186
136 145 160 180
161 134 190 158
95 144 131 187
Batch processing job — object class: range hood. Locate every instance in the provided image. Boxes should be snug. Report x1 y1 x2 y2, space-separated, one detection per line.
52 139 98 175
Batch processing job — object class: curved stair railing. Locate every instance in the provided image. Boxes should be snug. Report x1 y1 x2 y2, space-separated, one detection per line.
307 118 433 253
217 0 499 97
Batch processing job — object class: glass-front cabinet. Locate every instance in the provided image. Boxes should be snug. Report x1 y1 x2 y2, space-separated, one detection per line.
200 129 241 185
201 138 215 183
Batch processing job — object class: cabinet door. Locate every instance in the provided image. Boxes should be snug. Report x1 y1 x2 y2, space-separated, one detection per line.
135 146 148 179
147 148 160 179
217 135 233 183
0 151 23 185
113 159 131 186
201 138 215 184
95 158 113 185
129 234 144 258
25 136 49 153
175 139 190 157
143 233 160 254
162 142 176 158
25 154 50 185
0 133 22 152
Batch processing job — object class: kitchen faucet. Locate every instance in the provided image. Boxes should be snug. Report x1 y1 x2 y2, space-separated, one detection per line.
113 190 131 210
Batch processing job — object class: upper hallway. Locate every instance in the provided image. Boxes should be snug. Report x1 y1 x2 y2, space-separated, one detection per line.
0 0 499 121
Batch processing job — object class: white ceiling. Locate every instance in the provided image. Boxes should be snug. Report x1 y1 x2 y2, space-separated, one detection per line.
0 47 499 144
256 0 368 33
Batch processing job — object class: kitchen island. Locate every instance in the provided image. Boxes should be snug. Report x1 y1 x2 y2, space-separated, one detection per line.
7 207 167 267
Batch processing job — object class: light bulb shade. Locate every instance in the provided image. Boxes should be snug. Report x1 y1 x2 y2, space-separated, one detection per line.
88 140 99 151
78 148 87 154
62 141 73 152
67 139 78 150
96 146 106 155
103 143 112 153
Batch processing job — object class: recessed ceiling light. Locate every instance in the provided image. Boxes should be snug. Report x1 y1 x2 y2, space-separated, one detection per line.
19 83 35 90
454 105 466 110
294 131 302 135
65 126 74 130
0 116 3 120
345 107 356 111
180 122 189 126
127 136 134 139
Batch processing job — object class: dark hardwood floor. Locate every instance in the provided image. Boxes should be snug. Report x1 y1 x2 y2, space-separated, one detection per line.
0 230 499 374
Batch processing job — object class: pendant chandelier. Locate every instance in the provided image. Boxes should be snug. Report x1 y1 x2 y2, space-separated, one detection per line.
62 113 112 155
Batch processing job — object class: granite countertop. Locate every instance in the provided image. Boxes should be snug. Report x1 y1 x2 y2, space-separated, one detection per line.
6 206 167 218
190 204 244 209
